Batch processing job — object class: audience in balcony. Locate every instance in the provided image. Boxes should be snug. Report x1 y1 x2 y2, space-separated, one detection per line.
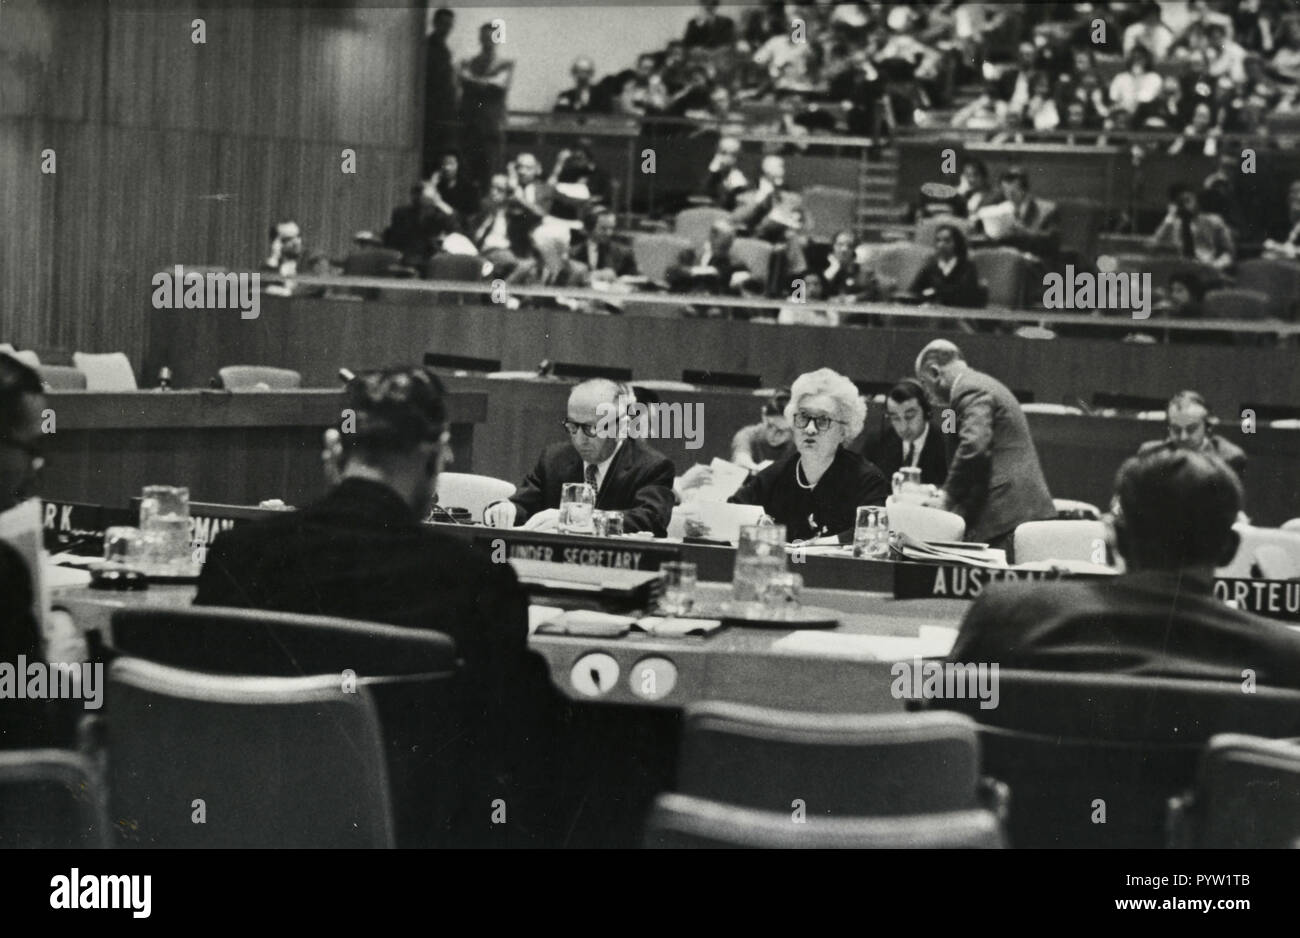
822 230 881 302
665 217 760 296
570 208 636 281
703 136 750 211
971 166 1060 261
908 223 985 309
1151 184 1235 273
1108 46 1163 117
554 57 613 115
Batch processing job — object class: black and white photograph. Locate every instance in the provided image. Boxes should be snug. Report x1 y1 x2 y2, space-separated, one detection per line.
2 0 1299 904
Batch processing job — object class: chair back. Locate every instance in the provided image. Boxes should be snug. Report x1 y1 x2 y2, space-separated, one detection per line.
913 214 970 248
677 703 982 815
1216 524 1300 579
674 206 730 245
436 471 516 523
0 345 41 368
631 233 693 283
730 237 775 281
0 749 109 848
1012 519 1107 564
800 185 856 241
970 246 1037 309
72 352 137 390
106 657 394 847
645 793 1004 848
342 248 403 277
1203 288 1273 321
429 252 490 282
1235 258 1300 319
885 499 966 542
1177 734 1300 848
37 365 87 390
932 671 1300 847
218 365 302 390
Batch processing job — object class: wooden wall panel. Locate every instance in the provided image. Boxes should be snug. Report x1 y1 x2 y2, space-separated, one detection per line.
0 1 423 370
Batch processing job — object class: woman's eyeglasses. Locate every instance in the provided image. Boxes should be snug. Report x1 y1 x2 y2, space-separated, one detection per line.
792 412 844 432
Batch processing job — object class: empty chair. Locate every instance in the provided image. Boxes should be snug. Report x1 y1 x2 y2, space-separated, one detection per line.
435 472 515 523
676 703 984 816
631 233 693 284
1052 498 1102 520
72 351 137 390
645 793 1005 849
1203 288 1273 322
1012 519 1108 564
861 241 932 294
970 247 1038 309
0 750 109 849
36 365 87 390
931 671 1300 848
1235 258 1300 319
428 253 490 282
674 206 730 245
885 499 966 542
800 185 857 242
218 365 302 390
1168 734 1300 848
730 237 775 282
1216 524 1300 579
668 502 764 543
106 657 394 848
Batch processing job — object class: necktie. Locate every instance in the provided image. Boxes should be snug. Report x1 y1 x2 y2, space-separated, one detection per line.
585 463 599 496
1180 216 1195 259
905 442 915 467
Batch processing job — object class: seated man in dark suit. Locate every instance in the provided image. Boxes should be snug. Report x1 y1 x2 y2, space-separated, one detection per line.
483 378 675 536
665 218 760 296
0 354 77 750
971 166 1060 261
194 366 558 843
1137 390 1246 481
569 207 636 282
383 183 452 267
868 378 949 488
950 448 1300 689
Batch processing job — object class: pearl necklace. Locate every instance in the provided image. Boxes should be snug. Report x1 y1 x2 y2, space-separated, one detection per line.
795 458 819 490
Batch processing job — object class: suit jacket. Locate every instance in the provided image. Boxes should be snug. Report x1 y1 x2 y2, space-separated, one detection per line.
570 235 637 277
1151 211 1235 268
553 85 612 115
908 256 986 307
1137 436 1247 480
683 14 736 47
949 569 1300 689
665 245 754 295
729 447 890 542
195 479 531 690
0 541 75 750
384 203 449 264
942 368 1055 543
868 422 950 488
509 439 676 536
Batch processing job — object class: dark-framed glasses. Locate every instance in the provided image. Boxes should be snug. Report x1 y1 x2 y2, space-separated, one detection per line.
792 412 844 432
560 419 600 438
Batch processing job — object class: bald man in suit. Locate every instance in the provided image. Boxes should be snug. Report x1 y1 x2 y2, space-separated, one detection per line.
915 339 1055 553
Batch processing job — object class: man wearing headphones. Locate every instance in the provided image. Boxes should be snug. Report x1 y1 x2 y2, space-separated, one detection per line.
869 378 950 487
1137 390 1247 481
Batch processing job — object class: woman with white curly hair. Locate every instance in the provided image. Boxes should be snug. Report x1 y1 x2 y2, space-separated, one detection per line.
729 367 889 542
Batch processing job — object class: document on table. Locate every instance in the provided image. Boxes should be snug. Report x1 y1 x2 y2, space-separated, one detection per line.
770 625 959 662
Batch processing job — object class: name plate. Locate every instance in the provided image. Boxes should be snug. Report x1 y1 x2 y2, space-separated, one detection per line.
1213 578 1300 623
894 563 1077 600
41 500 133 554
463 527 682 572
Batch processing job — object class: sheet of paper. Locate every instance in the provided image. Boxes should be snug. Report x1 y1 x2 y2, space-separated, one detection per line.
528 604 565 635
636 616 724 637
770 625 958 662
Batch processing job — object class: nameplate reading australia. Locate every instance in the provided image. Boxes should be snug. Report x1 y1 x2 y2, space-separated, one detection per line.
493 531 681 573
1213 578 1300 624
893 563 1073 600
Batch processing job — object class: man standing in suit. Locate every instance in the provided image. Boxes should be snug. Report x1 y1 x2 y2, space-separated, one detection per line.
949 448 1300 688
1137 390 1246 481
915 339 1055 552
868 378 949 488
484 379 675 536
195 366 558 843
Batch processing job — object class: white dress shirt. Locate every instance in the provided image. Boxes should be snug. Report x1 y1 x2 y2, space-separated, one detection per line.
903 423 931 468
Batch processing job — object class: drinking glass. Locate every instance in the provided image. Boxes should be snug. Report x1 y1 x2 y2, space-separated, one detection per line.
733 523 787 603
853 505 890 559
558 482 596 534
139 485 192 575
103 526 146 568
592 510 624 537
659 561 698 616
891 466 923 497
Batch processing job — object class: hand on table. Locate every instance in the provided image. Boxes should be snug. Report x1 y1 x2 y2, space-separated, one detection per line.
483 501 519 528
522 508 560 532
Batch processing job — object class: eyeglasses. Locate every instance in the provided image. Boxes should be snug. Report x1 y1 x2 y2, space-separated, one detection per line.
560 419 601 438
792 412 844 432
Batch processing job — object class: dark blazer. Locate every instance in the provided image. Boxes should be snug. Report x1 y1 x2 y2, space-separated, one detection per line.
665 246 755 295
553 85 613 114
909 256 986 307
868 422 950 488
950 569 1300 689
436 176 481 224
509 439 676 536
683 14 736 47
384 203 449 264
0 541 76 750
195 479 531 689
1137 435 1247 480
570 235 637 277
729 447 890 542
942 368 1056 544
